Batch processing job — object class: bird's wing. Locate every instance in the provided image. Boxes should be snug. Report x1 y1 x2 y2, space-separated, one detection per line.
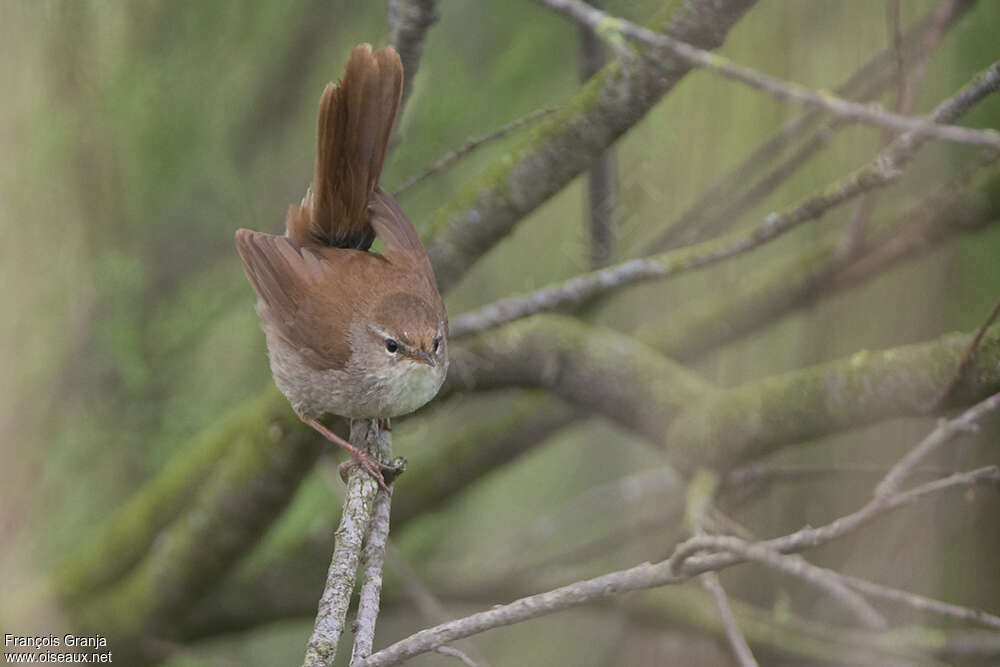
370 187 439 288
234 228 353 369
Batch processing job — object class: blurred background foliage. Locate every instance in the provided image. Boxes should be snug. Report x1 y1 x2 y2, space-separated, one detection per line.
1 1 999 664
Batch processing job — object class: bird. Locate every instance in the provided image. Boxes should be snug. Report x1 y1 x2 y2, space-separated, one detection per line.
235 44 448 490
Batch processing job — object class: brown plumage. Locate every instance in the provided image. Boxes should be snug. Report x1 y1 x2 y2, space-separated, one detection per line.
234 42 448 478
290 43 403 250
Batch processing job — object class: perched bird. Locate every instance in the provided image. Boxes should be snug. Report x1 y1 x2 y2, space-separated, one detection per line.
235 44 448 489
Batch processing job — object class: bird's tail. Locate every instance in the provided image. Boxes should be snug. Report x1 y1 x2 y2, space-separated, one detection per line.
287 43 403 250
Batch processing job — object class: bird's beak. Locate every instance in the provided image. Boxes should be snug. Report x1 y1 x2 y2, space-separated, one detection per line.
405 351 436 367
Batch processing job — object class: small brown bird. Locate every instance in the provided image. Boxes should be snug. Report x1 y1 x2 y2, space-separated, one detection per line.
235 44 448 489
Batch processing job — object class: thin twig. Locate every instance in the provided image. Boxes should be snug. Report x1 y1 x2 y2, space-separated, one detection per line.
687 466 1000 578
434 645 482 666
840 0 954 256
672 535 887 630
387 546 491 666
350 424 395 664
638 0 973 254
303 421 385 667
687 471 759 667
835 570 1000 630
931 299 1000 409
449 61 1000 338
700 574 759 667
877 391 1000 498
393 107 557 197
536 0 1000 149
355 465 996 666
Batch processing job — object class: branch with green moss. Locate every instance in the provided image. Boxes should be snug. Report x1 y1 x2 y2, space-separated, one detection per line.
68 393 323 662
444 314 715 445
177 392 577 639
426 0 758 291
667 326 1000 470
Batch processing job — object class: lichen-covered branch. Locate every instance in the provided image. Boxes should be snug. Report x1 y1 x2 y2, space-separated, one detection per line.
47 391 286 603
73 393 323 661
303 420 389 667
666 326 1000 470
445 314 714 445
427 0 758 291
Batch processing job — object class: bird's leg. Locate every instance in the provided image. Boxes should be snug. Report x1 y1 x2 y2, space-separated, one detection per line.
298 414 396 492
377 417 392 432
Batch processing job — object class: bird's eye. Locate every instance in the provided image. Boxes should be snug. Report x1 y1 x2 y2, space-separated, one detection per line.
385 339 399 353
433 337 440 353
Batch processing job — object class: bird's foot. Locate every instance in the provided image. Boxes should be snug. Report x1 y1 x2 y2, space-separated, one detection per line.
338 453 406 492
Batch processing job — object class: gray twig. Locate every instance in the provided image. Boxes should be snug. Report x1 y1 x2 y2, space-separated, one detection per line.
700 574 759 667
350 425 395 664
535 0 1000 149
449 60 1000 338
876 391 1000 498
303 421 386 667
671 535 887 630
354 464 996 666
393 107 556 197
640 0 973 254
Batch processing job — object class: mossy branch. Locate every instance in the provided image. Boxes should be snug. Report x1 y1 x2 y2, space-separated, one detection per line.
667 325 1000 470
71 392 323 661
426 0 758 291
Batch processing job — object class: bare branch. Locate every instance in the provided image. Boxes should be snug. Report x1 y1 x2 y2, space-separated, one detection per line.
303 421 386 667
350 428 395 664
835 570 1000 630
671 536 887 630
449 60 1000 338
876 390 1000 498
392 107 556 197
700 574 759 667
355 464 995 665
389 0 439 117
642 0 974 254
686 471 759 667
427 0 758 291
537 0 1000 149
685 466 1000 579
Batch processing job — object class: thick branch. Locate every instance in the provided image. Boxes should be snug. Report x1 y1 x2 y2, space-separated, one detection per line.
74 393 323 661
667 325 1000 470
445 314 714 446
427 0 758 291
389 0 439 117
